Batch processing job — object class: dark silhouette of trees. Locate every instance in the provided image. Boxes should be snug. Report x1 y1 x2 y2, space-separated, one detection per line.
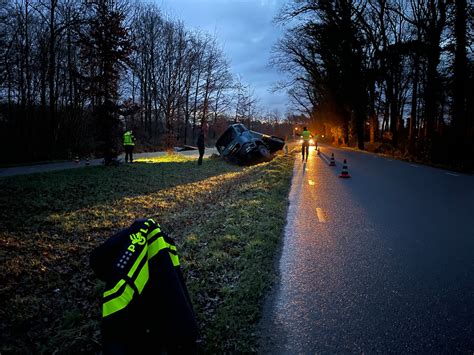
452 0 470 167
80 0 132 164
3 0 470 170
0 0 266 164
274 1 368 149
273 0 473 171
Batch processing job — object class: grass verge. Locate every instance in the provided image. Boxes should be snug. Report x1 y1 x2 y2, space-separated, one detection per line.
0 152 294 353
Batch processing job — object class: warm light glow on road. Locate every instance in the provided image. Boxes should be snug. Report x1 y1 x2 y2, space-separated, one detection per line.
316 208 326 222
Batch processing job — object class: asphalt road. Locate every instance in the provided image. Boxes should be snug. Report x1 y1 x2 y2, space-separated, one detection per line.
0 148 219 177
258 145 474 354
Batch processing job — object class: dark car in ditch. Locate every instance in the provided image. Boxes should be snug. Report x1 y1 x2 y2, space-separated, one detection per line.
215 123 285 164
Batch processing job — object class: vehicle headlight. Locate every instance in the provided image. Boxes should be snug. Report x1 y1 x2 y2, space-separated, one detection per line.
309 139 315 145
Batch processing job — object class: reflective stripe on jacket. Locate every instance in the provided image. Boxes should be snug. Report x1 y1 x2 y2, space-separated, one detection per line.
95 219 179 317
123 131 135 146
90 218 198 351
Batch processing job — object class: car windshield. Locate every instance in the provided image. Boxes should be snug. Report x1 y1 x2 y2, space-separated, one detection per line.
216 127 236 151
233 124 247 135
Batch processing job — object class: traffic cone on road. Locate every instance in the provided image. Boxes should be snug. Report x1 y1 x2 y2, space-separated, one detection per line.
339 159 351 178
317 147 320 155
75 156 79 164
85 157 90 166
329 153 336 166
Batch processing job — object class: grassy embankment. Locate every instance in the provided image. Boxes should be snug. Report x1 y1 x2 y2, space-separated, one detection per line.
0 152 294 353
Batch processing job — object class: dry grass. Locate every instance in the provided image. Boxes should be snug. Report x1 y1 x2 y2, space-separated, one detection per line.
0 152 294 353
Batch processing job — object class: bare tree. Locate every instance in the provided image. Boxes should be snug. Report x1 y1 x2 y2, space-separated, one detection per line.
80 0 132 164
273 0 368 148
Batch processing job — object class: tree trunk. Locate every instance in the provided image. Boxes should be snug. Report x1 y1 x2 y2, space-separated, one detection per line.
356 107 365 150
49 0 57 153
387 72 399 147
423 0 446 161
408 55 419 153
452 0 467 165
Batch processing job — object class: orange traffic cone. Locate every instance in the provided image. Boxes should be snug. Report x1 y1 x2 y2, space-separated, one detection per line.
75 156 79 164
329 153 336 166
339 159 351 178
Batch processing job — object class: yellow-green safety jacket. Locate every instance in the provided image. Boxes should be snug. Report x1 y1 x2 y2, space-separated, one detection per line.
123 131 135 146
90 218 198 353
302 130 311 141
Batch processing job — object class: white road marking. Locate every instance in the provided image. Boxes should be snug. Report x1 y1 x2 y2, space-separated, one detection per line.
316 208 326 223
446 173 459 177
318 153 330 164
308 179 315 186
410 164 418 168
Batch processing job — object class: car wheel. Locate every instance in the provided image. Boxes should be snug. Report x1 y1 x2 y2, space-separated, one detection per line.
258 144 271 160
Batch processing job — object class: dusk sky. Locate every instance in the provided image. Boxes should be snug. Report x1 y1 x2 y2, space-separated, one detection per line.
157 0 291 115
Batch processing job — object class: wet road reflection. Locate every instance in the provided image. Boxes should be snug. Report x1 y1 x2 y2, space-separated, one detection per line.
258 146 474 354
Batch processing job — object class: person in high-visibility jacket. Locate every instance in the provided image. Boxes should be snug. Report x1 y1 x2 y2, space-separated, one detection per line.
301 127 312 162
123 130 135 163
90 218 199 354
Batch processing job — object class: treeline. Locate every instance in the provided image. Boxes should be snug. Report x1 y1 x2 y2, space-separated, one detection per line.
273 0 473 171
0 0 287 164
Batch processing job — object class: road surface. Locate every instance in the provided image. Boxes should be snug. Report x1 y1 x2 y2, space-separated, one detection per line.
258 145 474 353
0 148 218 177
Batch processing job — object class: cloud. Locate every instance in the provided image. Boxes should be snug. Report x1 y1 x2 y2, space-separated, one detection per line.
157 0 289 112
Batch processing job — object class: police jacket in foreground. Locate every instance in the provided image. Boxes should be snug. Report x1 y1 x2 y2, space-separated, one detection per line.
90 218 198 354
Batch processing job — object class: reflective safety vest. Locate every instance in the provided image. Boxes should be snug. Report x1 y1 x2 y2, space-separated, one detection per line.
302 130 311 141
90 218 198 352
123 131 135 146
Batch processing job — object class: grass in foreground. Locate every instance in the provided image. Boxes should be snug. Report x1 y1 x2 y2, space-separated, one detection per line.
0 152 294 353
